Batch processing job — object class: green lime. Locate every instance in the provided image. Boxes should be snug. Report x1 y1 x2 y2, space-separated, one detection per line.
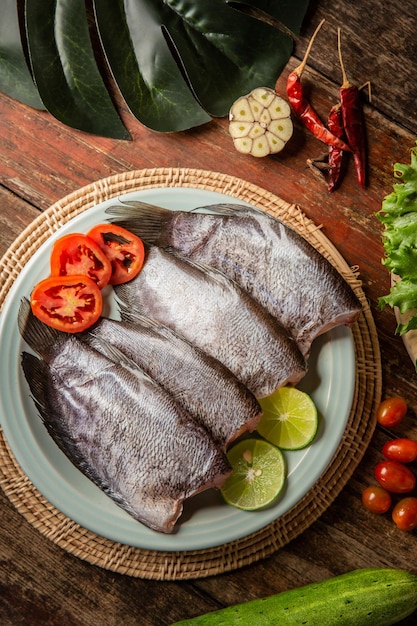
257 386 319 450
220 438 286 511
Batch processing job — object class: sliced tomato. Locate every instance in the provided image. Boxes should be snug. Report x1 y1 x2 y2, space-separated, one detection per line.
50 233 112 290
87 224 145 285
30 275 103 333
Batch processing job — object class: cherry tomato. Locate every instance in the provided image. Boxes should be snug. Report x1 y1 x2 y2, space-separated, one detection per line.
375 460 416 494
87 224 145 285
376 396 407 428
31 275 102 333
361 485 392 514
50 233 112 290
392 497 417 531
382 438 417 463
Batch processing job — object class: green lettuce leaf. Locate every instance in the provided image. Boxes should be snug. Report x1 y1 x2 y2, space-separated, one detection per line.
382 212 417 252
377 142 417 333
378 278 417 314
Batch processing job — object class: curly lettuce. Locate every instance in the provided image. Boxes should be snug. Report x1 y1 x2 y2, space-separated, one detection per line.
377 142 417 334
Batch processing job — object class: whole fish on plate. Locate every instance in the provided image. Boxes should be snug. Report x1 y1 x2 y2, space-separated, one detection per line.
18 299 230 533
80 313 262 449
114 246 307 398
108 201 362 356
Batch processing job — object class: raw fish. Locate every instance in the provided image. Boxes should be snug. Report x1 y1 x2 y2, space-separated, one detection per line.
114 246 307 398
81 314 262 449
18 300 230 533
108 201 362 355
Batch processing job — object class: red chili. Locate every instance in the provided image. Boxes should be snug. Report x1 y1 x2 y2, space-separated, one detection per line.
337 28 367 188
327 103 347 192
284 20 351 153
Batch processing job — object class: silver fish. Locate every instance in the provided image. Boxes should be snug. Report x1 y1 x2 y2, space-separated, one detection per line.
18 300 230 533
80 313 262 449
114 246 307 398
108 201 362 356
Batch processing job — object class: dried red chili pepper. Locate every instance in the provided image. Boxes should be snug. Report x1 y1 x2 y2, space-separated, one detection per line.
327 102 347 192
284 20 351 153
337 28 367 188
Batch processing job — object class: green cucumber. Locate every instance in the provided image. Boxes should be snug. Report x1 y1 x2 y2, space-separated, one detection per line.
172 568 417 625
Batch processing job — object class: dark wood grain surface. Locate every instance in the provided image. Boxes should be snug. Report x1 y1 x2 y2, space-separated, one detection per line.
1 1 417 624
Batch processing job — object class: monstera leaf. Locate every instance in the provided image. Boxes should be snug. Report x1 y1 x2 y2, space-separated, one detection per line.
0 1 43 109
0 0 310 137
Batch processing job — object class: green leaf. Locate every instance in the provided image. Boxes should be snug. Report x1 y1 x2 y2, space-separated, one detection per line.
0 0 43 109
94 0 299 130
233 0 310 35
382 245 417 279
382 212 417 251
377 142 417 334
378 279 417 316
25 0 130 139
0 0 311 135
93 0 211 132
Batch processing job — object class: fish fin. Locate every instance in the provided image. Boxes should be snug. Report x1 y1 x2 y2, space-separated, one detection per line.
176 255 242 286
20 353 134 508
105 200 172 246
117 305 197 351
118 305 160 329
190 202 251 215
20 352 72 453
18 298 64 357
21 352 50 419
82 331 154 381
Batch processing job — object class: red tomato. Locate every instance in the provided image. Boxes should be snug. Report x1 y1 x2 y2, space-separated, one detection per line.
50 233 112 290
382 438 417 463
87 224 145 285
31 275 102 333
375 460 416 494
376 396 407 428
392 497 417 531
361 485 392 514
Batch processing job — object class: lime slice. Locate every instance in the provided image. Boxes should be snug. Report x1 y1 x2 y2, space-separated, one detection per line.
257 387 318 450
220 438 286 511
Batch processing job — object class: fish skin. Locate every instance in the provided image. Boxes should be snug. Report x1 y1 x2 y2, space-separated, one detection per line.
114 246 307 398
108 201 362 356
80 314 262 449
18 300 231 533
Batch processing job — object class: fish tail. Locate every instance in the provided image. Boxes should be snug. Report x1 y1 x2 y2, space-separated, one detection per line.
105 200 172 246
17 298 63 357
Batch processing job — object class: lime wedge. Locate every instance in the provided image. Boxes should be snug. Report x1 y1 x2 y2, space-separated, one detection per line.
257 387 319 450
220 438 286 511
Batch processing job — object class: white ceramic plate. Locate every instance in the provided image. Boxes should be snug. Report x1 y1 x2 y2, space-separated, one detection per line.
0 187 355 552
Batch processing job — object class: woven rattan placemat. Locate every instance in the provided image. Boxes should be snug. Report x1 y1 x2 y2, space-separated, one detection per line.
0 168 381 580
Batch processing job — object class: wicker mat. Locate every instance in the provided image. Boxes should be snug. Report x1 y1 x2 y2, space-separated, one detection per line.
0 168 381 580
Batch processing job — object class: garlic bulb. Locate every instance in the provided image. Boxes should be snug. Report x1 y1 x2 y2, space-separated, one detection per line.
229 88 293 157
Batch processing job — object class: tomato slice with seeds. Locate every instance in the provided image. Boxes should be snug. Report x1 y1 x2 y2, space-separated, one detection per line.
50 233 112 290
30 275 102 333
87 224 145 285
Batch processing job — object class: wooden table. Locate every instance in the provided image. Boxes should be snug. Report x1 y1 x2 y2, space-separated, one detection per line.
1 1 417 623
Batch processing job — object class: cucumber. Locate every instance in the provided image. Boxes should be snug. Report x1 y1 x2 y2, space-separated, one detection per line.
172 568 417 625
